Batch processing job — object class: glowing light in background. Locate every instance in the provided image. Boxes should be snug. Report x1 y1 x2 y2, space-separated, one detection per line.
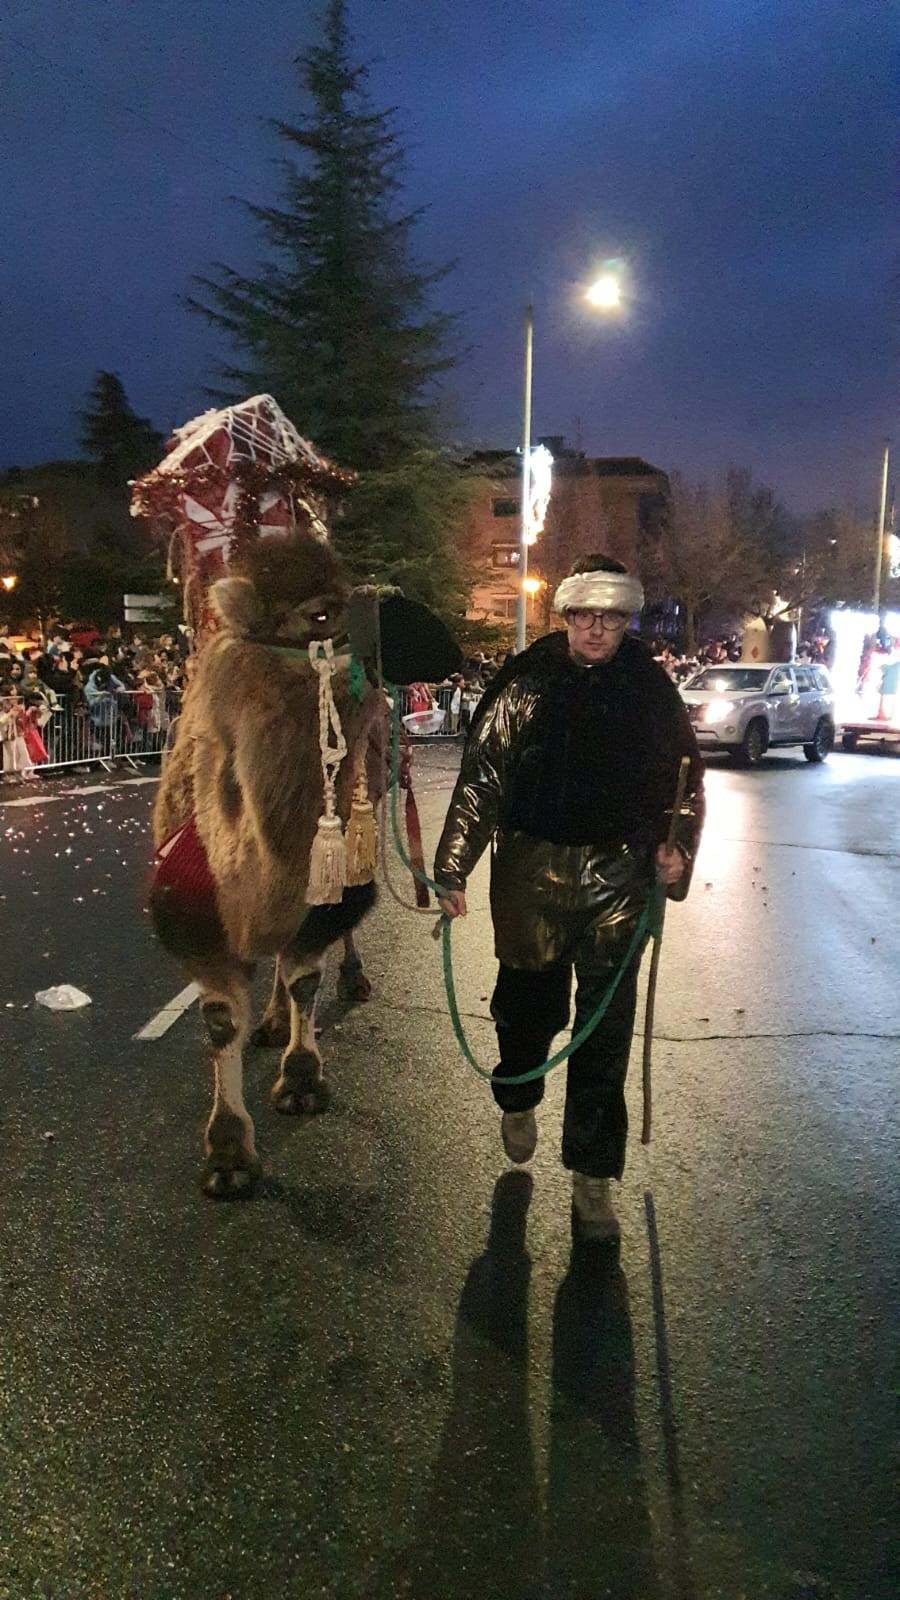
1 575 17 592
524 442 553 546
829 607 900 721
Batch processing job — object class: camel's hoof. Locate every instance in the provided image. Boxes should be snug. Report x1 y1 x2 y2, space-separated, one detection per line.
201 1158 261 1201
250 1018 291 1049
337 966 372 1003
271 1076 330 1116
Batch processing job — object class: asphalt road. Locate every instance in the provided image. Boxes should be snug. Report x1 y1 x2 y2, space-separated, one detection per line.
0 745 897 1600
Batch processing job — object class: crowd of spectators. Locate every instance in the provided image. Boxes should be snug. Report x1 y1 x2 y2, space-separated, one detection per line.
651 635 742 683
651 632 833 683
0 624 188 780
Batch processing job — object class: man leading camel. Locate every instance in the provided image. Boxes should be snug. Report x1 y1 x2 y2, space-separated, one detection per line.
434 553 704 1242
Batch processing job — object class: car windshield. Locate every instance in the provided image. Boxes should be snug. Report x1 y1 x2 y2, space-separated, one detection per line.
687 668 772 691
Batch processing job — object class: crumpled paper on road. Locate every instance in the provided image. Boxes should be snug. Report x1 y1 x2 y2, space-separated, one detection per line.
35 985 92 1011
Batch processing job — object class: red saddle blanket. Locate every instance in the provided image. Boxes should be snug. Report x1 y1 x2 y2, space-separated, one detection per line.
154 816 218 909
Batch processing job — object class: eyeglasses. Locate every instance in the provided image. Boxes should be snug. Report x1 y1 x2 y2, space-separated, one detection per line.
566 608 630 632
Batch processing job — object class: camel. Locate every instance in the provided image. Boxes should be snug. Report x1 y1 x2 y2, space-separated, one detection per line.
150 532 384 1197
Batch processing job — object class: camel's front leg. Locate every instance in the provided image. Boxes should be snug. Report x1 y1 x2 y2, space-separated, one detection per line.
200 978 259 1198
337 930 372 1003
250 957 291 1047
271 954 328 1115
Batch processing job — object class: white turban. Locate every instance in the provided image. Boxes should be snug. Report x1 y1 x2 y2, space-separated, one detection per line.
553 569 644 617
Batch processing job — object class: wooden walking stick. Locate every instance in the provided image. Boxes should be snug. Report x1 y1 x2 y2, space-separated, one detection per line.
642 755 691 1145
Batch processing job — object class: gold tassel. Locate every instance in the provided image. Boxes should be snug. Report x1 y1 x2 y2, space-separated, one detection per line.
344 796 377 886
306 813 346 905
344 762 377 887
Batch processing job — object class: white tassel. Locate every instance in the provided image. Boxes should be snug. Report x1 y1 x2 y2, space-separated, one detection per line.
306 814 347 905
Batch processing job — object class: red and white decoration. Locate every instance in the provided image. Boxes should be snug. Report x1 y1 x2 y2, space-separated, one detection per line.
130 394 354 636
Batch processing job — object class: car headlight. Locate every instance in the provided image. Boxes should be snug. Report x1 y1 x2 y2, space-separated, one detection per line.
702 698 735 724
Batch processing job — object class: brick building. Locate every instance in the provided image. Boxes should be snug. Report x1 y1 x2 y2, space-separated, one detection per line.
464 440 670 627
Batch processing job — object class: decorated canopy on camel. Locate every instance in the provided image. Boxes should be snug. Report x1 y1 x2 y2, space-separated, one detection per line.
130 393 463 689
130 393 354 636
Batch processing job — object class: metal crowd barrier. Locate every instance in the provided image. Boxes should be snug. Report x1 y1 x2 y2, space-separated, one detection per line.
35 690 178 773
395 683 469 738
23 680 464 779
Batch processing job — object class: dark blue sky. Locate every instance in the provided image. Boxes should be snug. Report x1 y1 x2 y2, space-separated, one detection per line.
1 0 895 512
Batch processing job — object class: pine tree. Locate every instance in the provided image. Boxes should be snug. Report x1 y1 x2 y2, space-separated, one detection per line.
188 0 471 614
77 372 163 491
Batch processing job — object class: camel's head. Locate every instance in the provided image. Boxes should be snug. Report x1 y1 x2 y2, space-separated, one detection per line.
211 535 350 649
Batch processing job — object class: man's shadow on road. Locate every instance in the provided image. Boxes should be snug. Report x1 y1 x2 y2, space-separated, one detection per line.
373 1172 661 1600
548 1228 661 1600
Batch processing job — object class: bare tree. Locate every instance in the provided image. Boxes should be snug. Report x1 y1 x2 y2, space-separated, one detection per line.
663 473 764 652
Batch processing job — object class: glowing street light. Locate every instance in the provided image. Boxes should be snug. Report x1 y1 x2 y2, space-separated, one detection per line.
522 574 545 616
586 273 621 310
1 574 18 592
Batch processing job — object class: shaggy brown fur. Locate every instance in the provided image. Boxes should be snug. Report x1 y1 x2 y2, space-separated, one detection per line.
151 533 383 1196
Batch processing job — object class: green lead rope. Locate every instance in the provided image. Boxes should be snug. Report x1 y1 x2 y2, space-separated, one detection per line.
440 898 654 1084
386 687 660 1085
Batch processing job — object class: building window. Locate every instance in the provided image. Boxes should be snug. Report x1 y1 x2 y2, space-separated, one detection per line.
492 497 519 518
638 491 664 534
492 543 520 568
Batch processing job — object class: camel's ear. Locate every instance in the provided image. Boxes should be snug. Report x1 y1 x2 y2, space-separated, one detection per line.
210 577 259 636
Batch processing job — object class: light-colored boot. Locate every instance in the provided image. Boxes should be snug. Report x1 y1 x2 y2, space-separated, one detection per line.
501 1108 538 1164
572 1172 620 1242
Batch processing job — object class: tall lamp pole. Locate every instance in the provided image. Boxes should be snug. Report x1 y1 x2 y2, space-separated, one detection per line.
873 439 890 614
517 304 534 655
515 270 623 654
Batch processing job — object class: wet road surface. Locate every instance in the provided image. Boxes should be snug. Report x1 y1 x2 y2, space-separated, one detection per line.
0 746 897 1599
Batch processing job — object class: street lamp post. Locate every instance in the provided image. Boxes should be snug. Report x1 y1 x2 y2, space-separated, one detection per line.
516 304 534 655
796 546 806 648
515 270 623 654
873 439 890 614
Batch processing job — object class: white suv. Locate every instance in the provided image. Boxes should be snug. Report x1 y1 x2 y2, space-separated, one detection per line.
680 663 835 766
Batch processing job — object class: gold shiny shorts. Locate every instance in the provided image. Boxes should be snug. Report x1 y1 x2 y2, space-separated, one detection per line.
490 829 652 971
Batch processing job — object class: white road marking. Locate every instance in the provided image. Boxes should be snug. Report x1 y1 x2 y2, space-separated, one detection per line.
0 776 158 809
134 983 200 1041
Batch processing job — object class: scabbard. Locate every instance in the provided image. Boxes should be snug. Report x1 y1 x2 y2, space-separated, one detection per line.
404 785 430 908
641 897 666 1145
641 755 690 1146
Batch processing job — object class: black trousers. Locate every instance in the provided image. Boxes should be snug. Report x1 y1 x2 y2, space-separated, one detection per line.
490 938 644 1180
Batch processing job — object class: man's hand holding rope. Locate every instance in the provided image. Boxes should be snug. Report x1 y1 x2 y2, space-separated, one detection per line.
655 843 686 886
437 889 467 919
